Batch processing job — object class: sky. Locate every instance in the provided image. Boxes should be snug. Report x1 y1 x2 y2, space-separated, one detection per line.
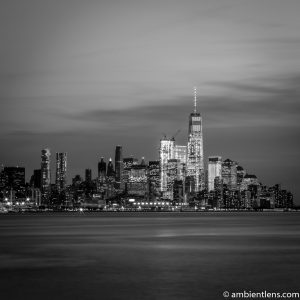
0 0 299 202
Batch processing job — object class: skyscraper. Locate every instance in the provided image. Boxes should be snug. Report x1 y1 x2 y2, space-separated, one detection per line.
98 157 106 183
85 168 92 183
186 88 204 192
30 169 41 189
166 158 180 200
41 148 51 199
107 158 115 178
3 166 25 190
123 157 139 188
159 137 175 192
55 152 67 192
148 160 160 197
222 159 237 190
208 156 222 191
174 145 187 164
115 145 123 189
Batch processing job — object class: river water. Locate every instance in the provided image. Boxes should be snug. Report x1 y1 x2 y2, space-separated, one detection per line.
0 212 299 299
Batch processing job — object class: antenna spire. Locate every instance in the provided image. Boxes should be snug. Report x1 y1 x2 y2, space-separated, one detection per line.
194 87 197 113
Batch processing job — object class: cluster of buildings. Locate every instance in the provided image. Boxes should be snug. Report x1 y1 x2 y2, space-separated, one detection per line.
0 89 294 211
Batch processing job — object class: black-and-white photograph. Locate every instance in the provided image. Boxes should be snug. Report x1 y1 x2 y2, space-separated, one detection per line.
0 1 299 299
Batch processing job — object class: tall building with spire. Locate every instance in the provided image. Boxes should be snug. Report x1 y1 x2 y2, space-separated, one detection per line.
55 152 67 192
186 88 204 192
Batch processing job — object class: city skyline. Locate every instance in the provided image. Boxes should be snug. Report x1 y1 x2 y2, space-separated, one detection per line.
0 0 299 202
0 88 298 204
0 93 294 210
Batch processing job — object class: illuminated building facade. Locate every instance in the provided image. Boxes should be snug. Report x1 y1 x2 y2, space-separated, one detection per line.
148 160 160 197
237 165 246 189
174 145 187 164
98 157 106 183
186 88 204 192
222 159 237 190
3 167 25 190
159 138 175 192
123 157 138 186
41 148 51 200
115 145 123 189
55 152 67 192
208 156 222 191
127 165 148 197
166 158 180 200
240 174 259 191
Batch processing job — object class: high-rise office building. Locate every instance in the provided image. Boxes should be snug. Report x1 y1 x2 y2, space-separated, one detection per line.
115 145 123 189
30 169 41 189
3 166 25 190
148 160 160 197
107 158 115 178
237 165 246 188
55 152 67 192
208 156 222 191
127 164 148 197
240 174 259 191
186 88 204 192
166 158 181 200
123 157 139 188
41 148 51 198
98 157 106 182
159 138 175 192
123 157 139 169
174 145 187 164
222 159 237 190
85 169 92 183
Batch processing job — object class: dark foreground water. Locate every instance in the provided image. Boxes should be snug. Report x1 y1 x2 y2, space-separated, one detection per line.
0 212 300 300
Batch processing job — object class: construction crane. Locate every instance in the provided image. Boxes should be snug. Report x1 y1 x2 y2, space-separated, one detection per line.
172 129 181 140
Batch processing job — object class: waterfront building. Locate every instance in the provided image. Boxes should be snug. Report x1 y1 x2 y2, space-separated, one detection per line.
0 165 5 189
3 166 25 190
173 179 184 203
269 184 293 208
240 174 259 191
127 164 148 197
85 169 92 183
166 158 180 200
237 165 246 189
123 157 139 188
159 138 175 192
148 160 160 198
30 169 41 189
41 148 51 202
222 159 237 190
115 146 123 189
214 176 223 208
186 88 204 192
208 156 222 192
55 152 67 192
107 158 115 179
98 157 106 183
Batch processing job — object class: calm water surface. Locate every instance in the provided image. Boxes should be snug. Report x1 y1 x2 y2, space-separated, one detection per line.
0 212 299 299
